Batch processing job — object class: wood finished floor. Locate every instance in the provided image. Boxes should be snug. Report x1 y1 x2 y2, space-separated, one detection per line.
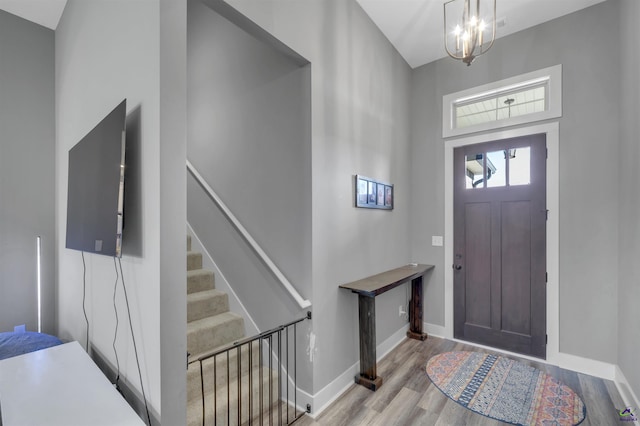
296 336 625 426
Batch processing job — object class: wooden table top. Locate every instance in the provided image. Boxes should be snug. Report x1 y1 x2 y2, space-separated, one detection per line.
339 264 434 297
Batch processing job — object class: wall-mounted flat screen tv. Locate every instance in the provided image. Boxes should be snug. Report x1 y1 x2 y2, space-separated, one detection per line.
65 99 127 258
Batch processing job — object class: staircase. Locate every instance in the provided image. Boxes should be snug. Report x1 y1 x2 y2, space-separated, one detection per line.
186 235 280 426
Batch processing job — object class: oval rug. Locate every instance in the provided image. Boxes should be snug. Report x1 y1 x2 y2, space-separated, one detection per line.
426 351 586 426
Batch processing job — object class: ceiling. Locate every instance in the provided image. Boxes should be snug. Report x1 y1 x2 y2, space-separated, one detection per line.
0 0 67 30
0 0 606 66
356 0 607 68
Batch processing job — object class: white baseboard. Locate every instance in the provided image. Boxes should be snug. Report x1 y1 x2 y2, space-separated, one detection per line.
308 324 409 418
423 322 446 338
556 352 616 381
308 360 358 419
615 366 640 419
378 324 411 360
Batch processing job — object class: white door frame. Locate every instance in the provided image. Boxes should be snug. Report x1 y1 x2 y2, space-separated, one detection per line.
444 122 559 364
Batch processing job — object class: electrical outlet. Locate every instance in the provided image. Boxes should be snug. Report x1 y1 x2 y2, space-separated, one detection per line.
399 305 407 317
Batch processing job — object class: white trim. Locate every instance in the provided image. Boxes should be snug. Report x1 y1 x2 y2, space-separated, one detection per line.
308 324 409 417
616 366 640 418
444 122 560 364
187 160 311 309
556 352 615 380
423 322 446 339
443 65 562 138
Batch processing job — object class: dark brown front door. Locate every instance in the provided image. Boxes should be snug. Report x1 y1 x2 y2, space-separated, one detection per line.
454 134 546 358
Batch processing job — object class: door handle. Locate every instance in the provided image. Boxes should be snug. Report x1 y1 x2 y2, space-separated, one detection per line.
452 264 462 270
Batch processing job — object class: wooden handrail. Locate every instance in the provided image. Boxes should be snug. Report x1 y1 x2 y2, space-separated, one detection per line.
187 160 311 309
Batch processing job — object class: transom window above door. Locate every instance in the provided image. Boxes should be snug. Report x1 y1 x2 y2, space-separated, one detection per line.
443 65 562 138
456 85 545 129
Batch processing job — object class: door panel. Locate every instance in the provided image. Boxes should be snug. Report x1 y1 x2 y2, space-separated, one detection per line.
464 202 491 328
454 134 546 358
501 200 531 336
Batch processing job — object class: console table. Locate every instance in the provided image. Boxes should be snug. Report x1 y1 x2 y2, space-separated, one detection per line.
339 263 434 391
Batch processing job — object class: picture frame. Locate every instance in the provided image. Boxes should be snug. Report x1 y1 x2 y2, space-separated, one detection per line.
355 175 393 210
368 181 377 204
385 185 393 207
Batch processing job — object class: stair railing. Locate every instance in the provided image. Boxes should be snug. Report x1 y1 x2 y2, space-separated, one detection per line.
189 312 312 425
187 160 311 310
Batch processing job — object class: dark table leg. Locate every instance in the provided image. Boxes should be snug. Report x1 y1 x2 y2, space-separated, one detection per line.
355 294 383 391
407 275 428 341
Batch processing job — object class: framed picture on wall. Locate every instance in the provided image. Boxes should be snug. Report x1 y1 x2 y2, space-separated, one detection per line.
355 175 393 210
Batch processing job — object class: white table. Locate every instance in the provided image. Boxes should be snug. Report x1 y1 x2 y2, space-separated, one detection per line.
0 341 144 425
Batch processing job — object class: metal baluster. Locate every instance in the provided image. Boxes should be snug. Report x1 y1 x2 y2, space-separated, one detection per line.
294 323 297 421
237 346 241 424
213 355 217 426
269 335 273 426
259 337 263 425
278 330 282 425
227 351 230 425
199 360 205 426
286 326 289 423
249 342 253 425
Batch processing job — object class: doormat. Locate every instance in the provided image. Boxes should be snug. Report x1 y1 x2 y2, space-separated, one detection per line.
426 351 586 426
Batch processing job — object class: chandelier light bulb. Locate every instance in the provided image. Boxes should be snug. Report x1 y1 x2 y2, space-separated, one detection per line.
478 19 486 45
444 0 497 66
454 25 461 51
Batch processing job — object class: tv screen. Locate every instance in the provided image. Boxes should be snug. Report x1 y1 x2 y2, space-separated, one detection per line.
65 99 127 257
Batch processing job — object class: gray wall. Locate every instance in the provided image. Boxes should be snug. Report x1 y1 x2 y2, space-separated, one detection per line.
0 11 55 334
410 1 621 364
187 0 312 324
211 0 414 395
56 1 187 422
187 0 313 391
618 0 640 403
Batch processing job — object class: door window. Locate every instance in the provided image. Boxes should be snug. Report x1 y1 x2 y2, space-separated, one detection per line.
464 147 531 188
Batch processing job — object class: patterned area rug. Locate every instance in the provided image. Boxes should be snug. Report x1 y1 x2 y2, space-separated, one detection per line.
426 351 586 426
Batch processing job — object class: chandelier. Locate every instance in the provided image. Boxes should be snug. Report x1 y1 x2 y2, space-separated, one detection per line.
444 0 496 66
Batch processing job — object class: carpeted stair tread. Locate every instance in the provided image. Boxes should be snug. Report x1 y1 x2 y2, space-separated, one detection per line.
188 289 229 323
187 251 203 271
187 312 245 357
187 365 280 426
187 269 215 293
